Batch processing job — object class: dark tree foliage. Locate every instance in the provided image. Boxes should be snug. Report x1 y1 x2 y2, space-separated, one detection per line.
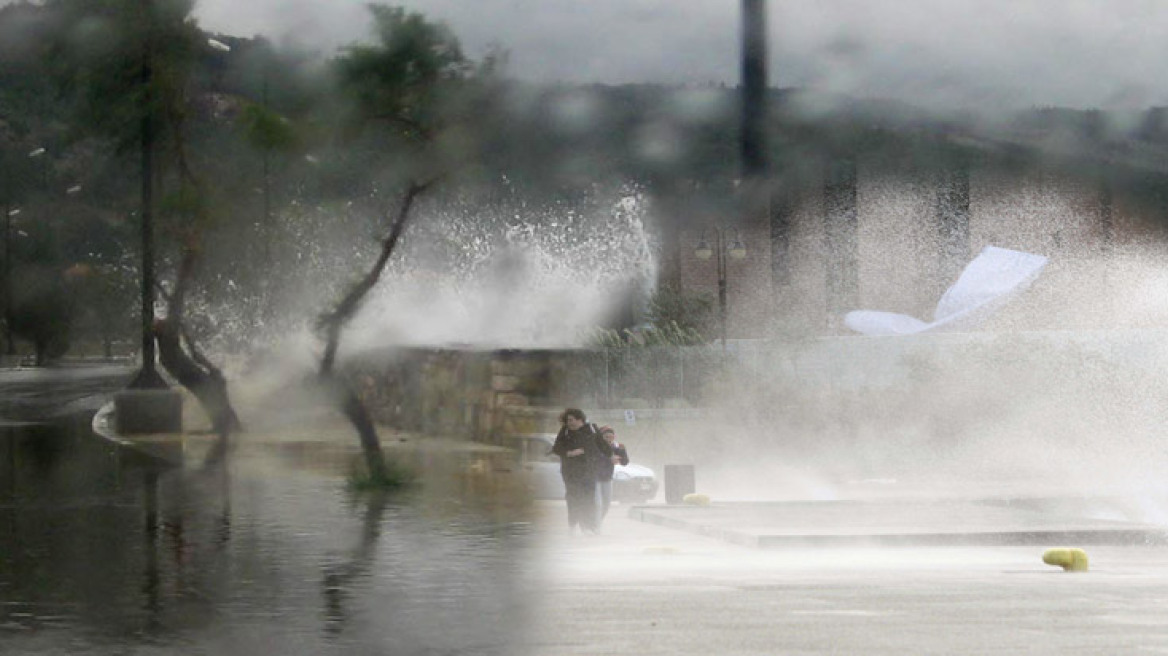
10 276 72 365
44 0 201 152
335 6 470 135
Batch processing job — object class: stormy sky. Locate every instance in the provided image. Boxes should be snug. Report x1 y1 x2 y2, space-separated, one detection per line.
188 0 1168 112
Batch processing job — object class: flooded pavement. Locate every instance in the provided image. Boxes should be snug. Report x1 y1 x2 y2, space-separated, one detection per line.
527 500 1168 655
10 395 1168 655
0 420 536 655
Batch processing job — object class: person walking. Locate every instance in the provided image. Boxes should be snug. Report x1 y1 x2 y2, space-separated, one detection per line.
551 408 609 534
595 425 628 525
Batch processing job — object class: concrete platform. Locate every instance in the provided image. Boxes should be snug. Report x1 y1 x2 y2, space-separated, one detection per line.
629 497 1168 547
113 388 183 434
529 500 1168 656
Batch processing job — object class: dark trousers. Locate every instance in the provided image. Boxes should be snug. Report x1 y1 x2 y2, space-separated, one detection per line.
597 479 613 521
564 476 598 531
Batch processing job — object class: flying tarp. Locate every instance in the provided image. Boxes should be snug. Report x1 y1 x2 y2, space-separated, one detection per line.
844 246 1048 336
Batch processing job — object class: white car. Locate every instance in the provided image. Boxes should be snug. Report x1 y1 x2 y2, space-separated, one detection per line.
499 433 658 503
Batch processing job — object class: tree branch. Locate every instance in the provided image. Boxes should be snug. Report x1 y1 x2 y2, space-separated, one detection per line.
318 177 437 376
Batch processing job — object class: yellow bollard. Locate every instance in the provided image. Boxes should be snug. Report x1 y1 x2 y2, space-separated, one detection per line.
1042 548 1089 572
682 493 710 506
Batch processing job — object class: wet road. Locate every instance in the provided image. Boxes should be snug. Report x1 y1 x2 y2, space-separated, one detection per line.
0 364 135 423
527 500 1168 655
1 433 536 655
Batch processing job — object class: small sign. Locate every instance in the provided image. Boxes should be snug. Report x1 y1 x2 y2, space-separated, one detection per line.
624 410 636 426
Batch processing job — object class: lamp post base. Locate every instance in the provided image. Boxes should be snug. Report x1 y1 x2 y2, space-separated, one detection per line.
127 366 168 390
114 388 182 435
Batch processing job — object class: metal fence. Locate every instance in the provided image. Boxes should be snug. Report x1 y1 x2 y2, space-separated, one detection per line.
565 346 730 408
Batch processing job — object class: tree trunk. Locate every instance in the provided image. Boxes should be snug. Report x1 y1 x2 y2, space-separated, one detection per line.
317 181 431 482
156 246 242 439
333 378 388 482
154 318 240 435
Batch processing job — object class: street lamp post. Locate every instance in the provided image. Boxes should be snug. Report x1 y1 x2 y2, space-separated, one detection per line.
28 147 47 192
129 0 167 389
3 203 15 356
6 146 48 360
695 228 747 352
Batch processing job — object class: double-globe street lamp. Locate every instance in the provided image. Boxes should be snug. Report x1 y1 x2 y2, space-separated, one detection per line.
694 227 746 352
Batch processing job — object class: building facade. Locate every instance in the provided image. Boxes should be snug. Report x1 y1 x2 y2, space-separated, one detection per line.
670 155 1167 339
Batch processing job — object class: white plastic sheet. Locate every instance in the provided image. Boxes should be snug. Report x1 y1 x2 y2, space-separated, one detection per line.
844 246 1048 336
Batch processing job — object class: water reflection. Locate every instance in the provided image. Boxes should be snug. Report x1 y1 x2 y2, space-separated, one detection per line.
321 490 386 638
0 421 534 654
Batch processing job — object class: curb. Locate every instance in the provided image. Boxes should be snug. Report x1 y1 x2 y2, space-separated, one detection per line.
628 504 1168 548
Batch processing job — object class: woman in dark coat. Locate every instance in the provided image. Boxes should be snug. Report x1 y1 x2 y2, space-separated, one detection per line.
551 408 610 533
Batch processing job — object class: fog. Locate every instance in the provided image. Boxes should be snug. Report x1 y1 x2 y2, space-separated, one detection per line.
3 0 1168 514
13 4 1168 655
345 191 656 350
193 0 1168 111
609 246 1168 518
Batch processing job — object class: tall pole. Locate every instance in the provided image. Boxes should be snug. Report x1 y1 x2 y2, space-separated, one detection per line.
742 0 783 325
260 63 272 327
716 229 728 353
262 63 271 259
132 0 165 389
3 199 12 356
741 0 768 181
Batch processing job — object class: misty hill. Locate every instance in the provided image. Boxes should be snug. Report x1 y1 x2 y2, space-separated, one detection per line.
6 1 1168 213
6 0 1168 358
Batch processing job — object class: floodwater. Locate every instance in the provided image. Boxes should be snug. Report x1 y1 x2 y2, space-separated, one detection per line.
0 418 535 655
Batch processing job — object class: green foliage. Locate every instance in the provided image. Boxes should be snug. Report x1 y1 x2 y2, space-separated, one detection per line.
589 283 712 348
239 102 299 153
159 182 208 222
346 456 416 491
591 320 706 348
645 283 714 338
335 5 470 137
46 0 201 152
331 3 505 186
10 264 75 363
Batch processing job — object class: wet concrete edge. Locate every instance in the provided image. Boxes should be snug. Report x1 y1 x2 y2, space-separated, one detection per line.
627 505 1168 548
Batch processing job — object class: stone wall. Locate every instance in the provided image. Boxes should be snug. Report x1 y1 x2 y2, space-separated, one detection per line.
344 347 616 441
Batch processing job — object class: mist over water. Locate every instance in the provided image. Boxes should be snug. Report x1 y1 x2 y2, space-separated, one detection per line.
219 186 657 434
272 188 657 352
221 152 1168 526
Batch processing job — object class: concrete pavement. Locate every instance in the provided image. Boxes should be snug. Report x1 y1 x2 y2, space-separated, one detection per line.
628 497 1168 548
524 499 1168 655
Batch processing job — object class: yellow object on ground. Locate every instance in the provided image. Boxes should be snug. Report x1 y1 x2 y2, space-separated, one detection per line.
682 493 710 506
1042 548 1089 572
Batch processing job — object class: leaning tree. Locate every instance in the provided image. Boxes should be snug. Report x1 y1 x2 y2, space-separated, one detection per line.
318 4 504 484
